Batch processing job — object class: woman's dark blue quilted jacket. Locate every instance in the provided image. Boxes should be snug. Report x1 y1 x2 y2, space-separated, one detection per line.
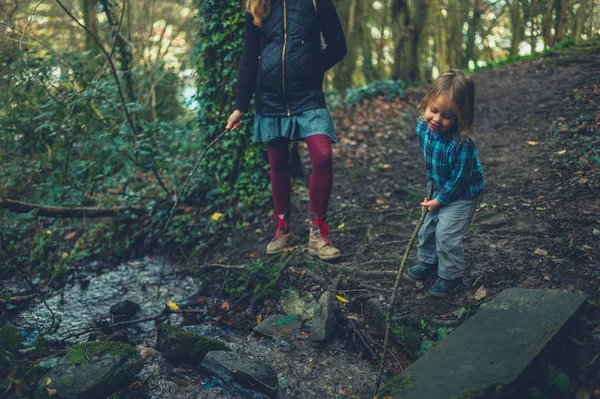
234 0 346 117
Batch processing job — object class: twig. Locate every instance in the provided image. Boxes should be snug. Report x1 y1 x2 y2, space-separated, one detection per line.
0 198 144 218
375 182 433 393
158 129 230 298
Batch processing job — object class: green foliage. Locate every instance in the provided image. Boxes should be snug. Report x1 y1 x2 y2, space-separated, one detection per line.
193 0 270 217
224 258 287 300
0 323 51 398
471 39 577 72
326 79 408 109
391 319 454 357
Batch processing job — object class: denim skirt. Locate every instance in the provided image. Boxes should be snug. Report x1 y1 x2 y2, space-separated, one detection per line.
253 108 337 143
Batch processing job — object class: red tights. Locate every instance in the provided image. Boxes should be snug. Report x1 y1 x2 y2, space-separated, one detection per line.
266 135 333 219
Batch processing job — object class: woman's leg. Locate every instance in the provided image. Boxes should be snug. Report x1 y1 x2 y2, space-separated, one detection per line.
304 134 340 260
266 138 291 216
304 134 333 218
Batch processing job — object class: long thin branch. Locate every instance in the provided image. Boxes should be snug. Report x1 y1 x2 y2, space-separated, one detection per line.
0 198 145 218
375 182 434 393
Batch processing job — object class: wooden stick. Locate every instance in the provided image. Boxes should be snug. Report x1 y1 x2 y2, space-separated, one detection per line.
375 182 433 393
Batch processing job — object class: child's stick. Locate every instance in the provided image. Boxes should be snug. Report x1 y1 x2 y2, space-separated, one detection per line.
374 181 434 394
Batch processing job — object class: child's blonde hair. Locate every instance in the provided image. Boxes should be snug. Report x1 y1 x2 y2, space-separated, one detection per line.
418 69 475 139
246 0 271 27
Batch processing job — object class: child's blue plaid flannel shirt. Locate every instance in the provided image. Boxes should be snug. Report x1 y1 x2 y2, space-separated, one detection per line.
416 117 484 205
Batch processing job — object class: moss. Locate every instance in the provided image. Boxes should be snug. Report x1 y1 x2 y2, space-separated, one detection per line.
391 322 423 355
376 376 415 397
156 324 226 362
65 341 140 365
451 386 488 399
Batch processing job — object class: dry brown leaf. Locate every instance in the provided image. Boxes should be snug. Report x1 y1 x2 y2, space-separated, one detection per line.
474 285 487 301
534 248 548 256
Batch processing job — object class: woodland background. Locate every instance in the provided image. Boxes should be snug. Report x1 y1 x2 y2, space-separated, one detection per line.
0 0 596 279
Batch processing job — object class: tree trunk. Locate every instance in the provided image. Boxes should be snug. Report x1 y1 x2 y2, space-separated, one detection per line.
434 0 449 72
447 0 463 68
555 0 569 42
590 0 595 37
82 0 98 52
101 0 137 108
574 0 589 44
465 0 481 67
332 0 360 92
509 0 521 56
530 0 538 53
359 2 379 82
391 0 411 80
543 0 556 46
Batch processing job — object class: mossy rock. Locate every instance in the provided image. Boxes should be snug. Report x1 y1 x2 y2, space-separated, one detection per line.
156 324 227 365
392 321 423 355
41 341 142 399
376 376 415 398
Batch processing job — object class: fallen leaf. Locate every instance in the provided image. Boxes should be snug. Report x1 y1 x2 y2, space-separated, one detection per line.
376 198 386 205
46 388 57 396
534 248 548 256
46 377 52 386
474 285 487 301
167 301 180 312
381 164 392 169
337 222 345 229
211 212 224 221
556 149 567 155
256 314 262 325
593 229 600 236
220 301 230 311
63 232 77 240
336 295 349 303
544 275 551 281
527 141 538 145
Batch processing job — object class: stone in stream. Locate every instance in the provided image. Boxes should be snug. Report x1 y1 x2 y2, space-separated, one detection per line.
280 288 319 320
109 299 141 321
155 324 227 365
378 288 588 398
40 341 143 399
253 314 302 341
200 350 279 398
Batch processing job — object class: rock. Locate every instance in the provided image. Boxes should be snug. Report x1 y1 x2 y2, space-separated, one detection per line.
201 350 278 398
155 324 227 365
109 300 141 321
41 341 142 399
253 314 302 341
280 289 318 320
380 288 588 398
310 291 337 342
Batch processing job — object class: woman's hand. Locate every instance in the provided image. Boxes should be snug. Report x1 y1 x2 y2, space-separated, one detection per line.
421 198 440 213
226 110 245 131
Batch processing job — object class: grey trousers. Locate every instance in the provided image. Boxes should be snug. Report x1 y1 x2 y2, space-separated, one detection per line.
417 198 479 280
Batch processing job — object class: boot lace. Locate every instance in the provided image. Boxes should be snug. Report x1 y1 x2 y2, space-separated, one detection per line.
273 214 287 239
314 218 332 244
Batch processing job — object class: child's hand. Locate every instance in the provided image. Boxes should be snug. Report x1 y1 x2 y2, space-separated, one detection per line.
421 198 440 212
226 110 245 131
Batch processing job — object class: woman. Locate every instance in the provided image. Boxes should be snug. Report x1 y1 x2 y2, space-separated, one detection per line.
226 0 346 261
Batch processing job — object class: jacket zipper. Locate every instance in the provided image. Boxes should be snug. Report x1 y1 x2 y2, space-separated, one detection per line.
282 0 291 116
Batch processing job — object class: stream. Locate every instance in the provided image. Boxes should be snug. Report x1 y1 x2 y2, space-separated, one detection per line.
9 258 380 398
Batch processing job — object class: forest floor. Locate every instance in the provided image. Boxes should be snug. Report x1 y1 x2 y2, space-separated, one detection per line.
213 42 600 395
4 44 599 399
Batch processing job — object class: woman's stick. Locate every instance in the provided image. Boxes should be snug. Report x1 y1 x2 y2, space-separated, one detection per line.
374 182 434 393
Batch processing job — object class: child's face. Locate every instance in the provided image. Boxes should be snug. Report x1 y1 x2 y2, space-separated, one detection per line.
423 95 457 133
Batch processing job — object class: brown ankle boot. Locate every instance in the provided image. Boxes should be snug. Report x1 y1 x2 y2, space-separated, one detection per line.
308 213 341 261
266 214 293 255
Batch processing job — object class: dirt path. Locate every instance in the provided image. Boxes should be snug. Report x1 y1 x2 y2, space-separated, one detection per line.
209 45 600 393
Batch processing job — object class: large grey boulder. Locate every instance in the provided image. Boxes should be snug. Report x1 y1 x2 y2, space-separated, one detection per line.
41 341 142 399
